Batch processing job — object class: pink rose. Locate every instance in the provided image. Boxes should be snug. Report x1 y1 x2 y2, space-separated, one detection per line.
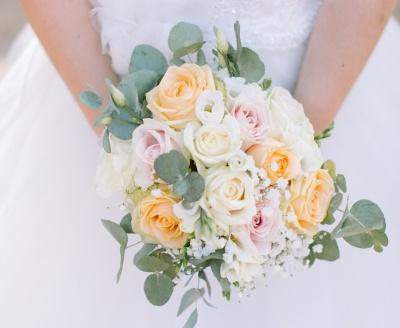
248 202 280 254
131 119 183 188
231 88 270 150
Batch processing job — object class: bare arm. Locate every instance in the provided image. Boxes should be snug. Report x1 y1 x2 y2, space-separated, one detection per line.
295 0 396 133
20 0 118 135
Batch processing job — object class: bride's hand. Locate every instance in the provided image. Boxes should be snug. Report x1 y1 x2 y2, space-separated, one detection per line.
20 0 118 136
295 0 396 133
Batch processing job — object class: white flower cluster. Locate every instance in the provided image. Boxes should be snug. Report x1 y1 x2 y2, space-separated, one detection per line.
262 223 313 277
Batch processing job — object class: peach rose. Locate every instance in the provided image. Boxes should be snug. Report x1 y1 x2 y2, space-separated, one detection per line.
247 141 301 183
146 64 215 130
287 169 335 235
132 193 188 249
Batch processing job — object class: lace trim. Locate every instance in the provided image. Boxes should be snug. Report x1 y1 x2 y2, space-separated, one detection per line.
212 0 322 51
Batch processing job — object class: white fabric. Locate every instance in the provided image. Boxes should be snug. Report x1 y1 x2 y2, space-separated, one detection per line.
0 1 400 327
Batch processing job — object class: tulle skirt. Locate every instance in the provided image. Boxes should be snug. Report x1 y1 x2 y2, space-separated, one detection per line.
1 20 399 328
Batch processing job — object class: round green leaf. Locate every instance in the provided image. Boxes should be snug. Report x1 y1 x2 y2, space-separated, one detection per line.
344 233 374 249
313 231 340 261
130 69 159 103
237 47 265 83
173 42 205 59
173 179 189 196
144 273 174 306
183 172 205 202
134 244 157 265
322 160 337 179
168 22 203 52
154 150 189 184
136 255 170 272
130 45 168 76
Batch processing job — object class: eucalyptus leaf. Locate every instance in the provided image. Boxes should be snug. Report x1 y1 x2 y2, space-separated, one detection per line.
210 260 222 281
173 179 189 196
233 21 242 56
134 244 157 265
171 57 185 66
130 45 168 77
177 288 205 316
322 211 335 225
102 129 112 153
95 103 115 127
173 42 206 59
136 255 170 272
329 193 343 213
197 50 207 65
190 250 223 266
168 22 203 53
183 308 198 328
116 245 126 283
108 109 138 140
118 74 140 111
120 213 133 234
312 231 340 261
80 90 102 109
182 172 205 202
154 150 189 184
144 273 174 306
237 47 265 83
332 200 385 239
343 233 374 249
198 270 211 296
130 69 159 103
101 220 128 248
322 160 337 179
336 174 347 192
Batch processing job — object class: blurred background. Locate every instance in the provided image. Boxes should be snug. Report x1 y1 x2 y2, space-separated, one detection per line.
1 0 400 74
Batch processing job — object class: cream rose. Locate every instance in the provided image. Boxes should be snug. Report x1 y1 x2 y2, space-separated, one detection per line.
266 87 322 173
287 169 335 235
201 166 256 227
183 115 242 168
146 64 215 130
96 135 134 197
247 140 301 183
131 119 184 188
132 193 188 249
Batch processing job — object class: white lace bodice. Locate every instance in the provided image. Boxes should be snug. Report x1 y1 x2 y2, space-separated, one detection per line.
91 0 322 90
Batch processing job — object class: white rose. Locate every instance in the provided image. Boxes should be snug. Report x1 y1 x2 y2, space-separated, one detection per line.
195 90 225 124
266 87 322 173
96 135 134 197
201 166 256 227
183 115 242 168
221 227 263 284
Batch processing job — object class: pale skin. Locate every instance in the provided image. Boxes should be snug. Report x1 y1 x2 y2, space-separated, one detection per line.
20 0 397 134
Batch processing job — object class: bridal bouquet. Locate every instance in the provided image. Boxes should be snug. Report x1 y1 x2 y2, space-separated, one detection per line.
81 22 388 327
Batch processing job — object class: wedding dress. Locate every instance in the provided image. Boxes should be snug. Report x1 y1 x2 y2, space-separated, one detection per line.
1 1 399 327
